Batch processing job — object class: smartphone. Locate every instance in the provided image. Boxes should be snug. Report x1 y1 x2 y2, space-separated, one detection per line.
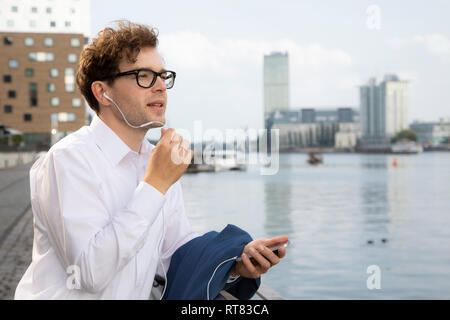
236 241 289 262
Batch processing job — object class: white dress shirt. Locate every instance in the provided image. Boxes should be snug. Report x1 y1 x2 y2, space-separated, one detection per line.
15 115 199 299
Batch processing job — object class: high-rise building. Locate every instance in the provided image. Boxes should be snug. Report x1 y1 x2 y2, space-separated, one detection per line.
0 0 91 149
359 74 408 150
0 0 91 37
263 51 289 128
268 107 360 150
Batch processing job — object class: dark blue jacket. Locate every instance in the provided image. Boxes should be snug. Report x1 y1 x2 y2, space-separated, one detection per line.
162 224 261 300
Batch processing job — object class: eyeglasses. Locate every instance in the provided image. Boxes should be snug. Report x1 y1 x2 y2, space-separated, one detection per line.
111 68 176 89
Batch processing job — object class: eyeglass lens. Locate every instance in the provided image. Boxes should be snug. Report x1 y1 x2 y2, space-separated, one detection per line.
137 70 175 88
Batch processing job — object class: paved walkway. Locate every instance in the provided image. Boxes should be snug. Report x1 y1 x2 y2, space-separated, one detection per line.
0 163 34 300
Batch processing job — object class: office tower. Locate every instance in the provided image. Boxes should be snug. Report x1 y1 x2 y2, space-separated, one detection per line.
359 74 408 149
264 51 289 128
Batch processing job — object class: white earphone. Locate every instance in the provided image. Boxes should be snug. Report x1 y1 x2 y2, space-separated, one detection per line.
103 92 165 129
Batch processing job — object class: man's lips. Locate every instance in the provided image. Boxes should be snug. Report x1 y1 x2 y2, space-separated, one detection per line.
146 100 165 111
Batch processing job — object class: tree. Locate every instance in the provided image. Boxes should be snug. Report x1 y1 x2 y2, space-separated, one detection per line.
393 129 417 143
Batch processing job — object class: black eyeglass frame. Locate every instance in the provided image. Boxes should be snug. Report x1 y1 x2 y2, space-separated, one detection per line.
110 68 177 89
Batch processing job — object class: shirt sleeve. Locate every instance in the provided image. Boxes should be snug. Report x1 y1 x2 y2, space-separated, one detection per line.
157 180 198 276
36 147 166 293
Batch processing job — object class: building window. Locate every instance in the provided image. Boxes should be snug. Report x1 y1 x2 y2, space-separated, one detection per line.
25 37 34 46
3 75 12 83
4 36 13 45
46 7 52 14
8 60 18 68
50 97 60 106
44 37 53 47
65 21 71 27
30 52 55 62
46 53 55 61
65 68 74 76
65 68 75 92
50 21 56 28
72 98 82 107
68 53 77 63
8 60 18 69
68 113 76 122
31 7 38 13
55 112 76 122
50 68 59 78
8 90 16 98
7 20 14 27
29 20 37 28
70 38 80 47
24 114 32 122
11 6 18 13
70 8 76 14
47 83 55 92
4 105 13 113
30 83 38 107
25 68 34 77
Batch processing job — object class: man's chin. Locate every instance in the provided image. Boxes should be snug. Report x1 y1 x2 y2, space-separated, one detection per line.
148 117 165 128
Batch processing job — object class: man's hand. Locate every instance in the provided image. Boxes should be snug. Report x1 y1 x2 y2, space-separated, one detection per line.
232 235 288 279
143 128 193 194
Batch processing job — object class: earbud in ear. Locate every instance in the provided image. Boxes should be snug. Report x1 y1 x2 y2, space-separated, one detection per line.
103 92 113 103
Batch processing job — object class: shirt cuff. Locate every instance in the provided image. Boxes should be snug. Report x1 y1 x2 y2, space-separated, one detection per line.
226 274 240 283
127 181 167 225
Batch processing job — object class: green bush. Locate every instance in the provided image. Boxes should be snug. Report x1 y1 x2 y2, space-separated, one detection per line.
393 129 417 143
12 135 23 146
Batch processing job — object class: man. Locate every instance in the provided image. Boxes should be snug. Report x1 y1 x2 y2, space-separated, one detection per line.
15 21 287 299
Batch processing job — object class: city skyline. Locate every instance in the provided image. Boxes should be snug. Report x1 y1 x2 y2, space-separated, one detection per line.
87 0 450 143
2 1 449 143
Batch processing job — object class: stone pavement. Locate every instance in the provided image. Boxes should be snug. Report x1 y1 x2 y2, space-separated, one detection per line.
0 162 35 300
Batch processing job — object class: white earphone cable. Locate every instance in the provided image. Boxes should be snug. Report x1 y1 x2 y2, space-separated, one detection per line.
103 92 165 129
207 256 239 300
158 206 167 300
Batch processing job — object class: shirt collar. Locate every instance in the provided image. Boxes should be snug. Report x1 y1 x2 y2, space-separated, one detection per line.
89 114 154 167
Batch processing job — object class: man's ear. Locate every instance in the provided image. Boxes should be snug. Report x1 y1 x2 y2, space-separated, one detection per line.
91 81 111 107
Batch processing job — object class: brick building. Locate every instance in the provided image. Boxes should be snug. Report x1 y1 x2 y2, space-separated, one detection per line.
1 32 86 148
0 0 91 149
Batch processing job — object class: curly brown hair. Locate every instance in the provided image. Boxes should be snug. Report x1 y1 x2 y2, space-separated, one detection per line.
76 20 159 114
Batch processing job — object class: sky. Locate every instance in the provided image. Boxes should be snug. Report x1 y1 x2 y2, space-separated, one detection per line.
90 0 450 140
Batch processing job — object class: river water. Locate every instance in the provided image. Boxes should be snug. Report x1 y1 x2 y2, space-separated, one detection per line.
180 152 450 299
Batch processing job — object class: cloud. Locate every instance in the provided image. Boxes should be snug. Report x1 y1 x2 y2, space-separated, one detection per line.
159 30 352 75
412 34 450 56
158 30 357 109
388 33 450 57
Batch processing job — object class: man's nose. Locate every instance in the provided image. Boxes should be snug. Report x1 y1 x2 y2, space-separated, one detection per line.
152 75 167 91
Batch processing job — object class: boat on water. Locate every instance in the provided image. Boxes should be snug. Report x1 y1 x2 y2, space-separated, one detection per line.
185 149 247 173
391 140 423 154
185 163 215 173
307 151 323 165
207 149 247 172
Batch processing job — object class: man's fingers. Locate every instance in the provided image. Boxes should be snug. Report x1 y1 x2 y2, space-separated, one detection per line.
179 138 189 150
263 236 289 248
247 248 270 273
241 253 257 276
160 128 175 143
277 246 286 259
258 245 280 265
